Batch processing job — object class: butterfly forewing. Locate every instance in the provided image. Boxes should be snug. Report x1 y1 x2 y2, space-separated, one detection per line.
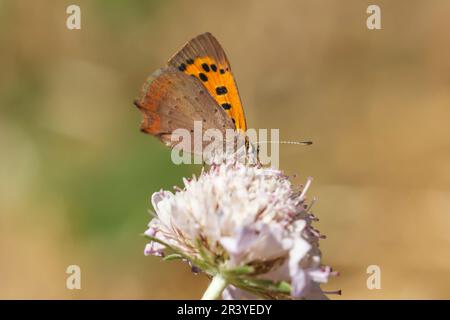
168 32 247 131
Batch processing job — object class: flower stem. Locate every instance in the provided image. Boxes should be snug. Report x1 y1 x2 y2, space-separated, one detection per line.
201 274 227 300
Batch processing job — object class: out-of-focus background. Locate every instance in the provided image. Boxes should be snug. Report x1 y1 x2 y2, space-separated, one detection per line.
1 0 449 299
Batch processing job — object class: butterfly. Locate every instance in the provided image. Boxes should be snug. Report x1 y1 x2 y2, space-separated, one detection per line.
134 32 247 150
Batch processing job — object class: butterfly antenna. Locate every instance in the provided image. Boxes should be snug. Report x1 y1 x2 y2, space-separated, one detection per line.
256 140 313 146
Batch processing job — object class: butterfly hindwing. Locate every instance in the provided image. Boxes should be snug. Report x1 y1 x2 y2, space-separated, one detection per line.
168 32 247 131
135 67 234 150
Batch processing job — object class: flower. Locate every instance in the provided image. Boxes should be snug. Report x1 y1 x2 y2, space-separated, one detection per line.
143 155 336 299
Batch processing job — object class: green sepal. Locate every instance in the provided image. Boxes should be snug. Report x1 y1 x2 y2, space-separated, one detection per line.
224 265 255 276
163 253 184 261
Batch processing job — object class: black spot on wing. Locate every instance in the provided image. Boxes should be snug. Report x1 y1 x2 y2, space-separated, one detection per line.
199 73 208 82
221 103 232 110
216 86 228 95
201 63 210 72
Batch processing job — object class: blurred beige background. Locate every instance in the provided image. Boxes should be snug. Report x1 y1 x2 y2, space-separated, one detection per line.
1 0 449 299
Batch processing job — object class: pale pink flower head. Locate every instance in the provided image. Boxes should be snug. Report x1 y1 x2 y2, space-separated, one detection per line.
144 156 337 299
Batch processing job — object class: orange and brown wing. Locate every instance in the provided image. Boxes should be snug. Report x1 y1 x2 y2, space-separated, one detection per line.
168 32 247 131
134 67 234 149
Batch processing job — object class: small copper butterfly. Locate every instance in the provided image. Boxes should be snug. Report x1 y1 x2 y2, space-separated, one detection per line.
134 33 247 148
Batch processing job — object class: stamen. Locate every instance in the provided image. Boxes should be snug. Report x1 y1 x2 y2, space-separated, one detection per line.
307 196 317 211
299 177 313 201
